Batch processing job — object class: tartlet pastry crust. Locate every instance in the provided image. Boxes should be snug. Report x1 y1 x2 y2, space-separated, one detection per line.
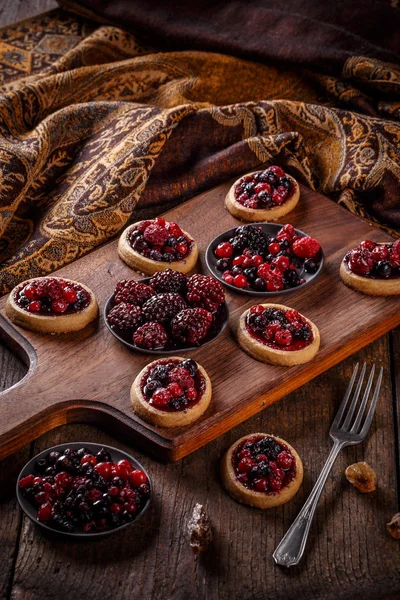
5 277 98 334
225 172 300 222
118 221 199 275
130 356 212 427
237 303 320 366
221 433 303 508
340 251 400 296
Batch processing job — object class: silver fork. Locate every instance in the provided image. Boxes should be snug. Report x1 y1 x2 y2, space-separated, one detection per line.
273 363 383 567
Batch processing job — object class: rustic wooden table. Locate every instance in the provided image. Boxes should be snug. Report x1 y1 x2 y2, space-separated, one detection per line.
1 2 399 600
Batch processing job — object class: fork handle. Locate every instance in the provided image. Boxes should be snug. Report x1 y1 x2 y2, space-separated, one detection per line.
273 440 346 567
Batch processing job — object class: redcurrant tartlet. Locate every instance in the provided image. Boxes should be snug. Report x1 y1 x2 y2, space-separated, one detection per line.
340 240 400 296
221 433 303 508
131 357 212 427
118 217 198 275
237 303 320 366
6 277 98 334
225 166 300 222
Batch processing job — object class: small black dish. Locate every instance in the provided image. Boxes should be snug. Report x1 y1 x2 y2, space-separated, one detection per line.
205 222 324 296
16 442 152 540
104 277 229 355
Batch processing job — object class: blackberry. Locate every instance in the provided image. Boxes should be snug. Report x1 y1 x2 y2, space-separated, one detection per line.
259 169 278 185
114 279 155 306
284 269 301 287
142 293 187 323
149 363 170 382
133 322 168 350
171 308 213 345
236 225 268 254
294 325 311 341
248 312 268 331
272 310 287 325
149 269 187 294
162 253 174 262
258 437 282 459
304 258 318 273
186 274 225 312
257 191 273 207
107 303 143 332
150 250 163 261
244 182 256 196
279 176 292 190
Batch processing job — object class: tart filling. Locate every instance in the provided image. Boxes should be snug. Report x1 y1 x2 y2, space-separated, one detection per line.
13 277 91 316
128 217 195 263
343 240 400 280
214 223 322 292
245 305 313 351
140 358 205 412
233 166 296 210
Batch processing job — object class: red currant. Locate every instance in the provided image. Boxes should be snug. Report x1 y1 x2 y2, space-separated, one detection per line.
276 451 293 470
250 305 264 315
24 285 38 300
252 254 263 267
80 454 97 466
234 274 247 288
268 242 280 255
37 502 53 521
237 457 255 473
177 242 188 256
359 240 375 252
51 300 68 313
28 301 41 312
62 287 77 304
216 242 233 258
254 478 269 492
130 469 147 487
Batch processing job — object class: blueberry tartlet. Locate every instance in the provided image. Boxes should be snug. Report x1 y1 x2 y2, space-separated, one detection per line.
106 270 226 351
118 217 199 275
221 433 303 508
340 239 400 296
225 166 300 222
214 223 321 292
6 277 98 334
18 446 150 533
131 357 212 427
237 303 320 366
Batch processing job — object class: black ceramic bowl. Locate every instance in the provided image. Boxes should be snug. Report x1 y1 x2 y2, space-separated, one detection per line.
205 222 324 296
16 442 152 540
104 277 229 354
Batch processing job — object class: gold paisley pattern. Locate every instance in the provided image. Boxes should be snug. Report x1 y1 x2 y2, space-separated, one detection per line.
0 9 399 294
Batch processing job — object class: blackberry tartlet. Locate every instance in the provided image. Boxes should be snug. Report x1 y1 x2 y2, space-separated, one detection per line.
221 433 303 508
225 166 300 222
237 303 320 366
340 239 400 296
6 277 98 334
131 357 212 427
118 217 198 275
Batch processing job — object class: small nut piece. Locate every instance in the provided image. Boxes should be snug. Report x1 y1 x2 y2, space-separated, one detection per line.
345 461 376 493
386 513 400 540
187 503 212 554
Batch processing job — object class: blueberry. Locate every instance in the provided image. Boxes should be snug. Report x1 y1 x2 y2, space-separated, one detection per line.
304 259 318 273
244 182 255 196
150 364 169 383
130 229 143 240
132 237 148 252
377 260 391 278
232 266 243 276
244 267 257 283
182 359 198 377
216 258 228 271
35 458 48 473
165 237 177 247
254 277 266 291
96 448 112 463
76 447 91 458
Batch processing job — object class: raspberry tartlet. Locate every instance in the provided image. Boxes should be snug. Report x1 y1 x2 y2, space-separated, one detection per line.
210 223 322 293
6 277 98 334
221 433 303 508
118 217 199 275
131 357 212 427
105 270 227 352
237 303 320 366
225 166 300 222
340 239 400 296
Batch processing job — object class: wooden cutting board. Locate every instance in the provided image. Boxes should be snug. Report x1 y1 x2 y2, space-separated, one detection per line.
0 182 399 461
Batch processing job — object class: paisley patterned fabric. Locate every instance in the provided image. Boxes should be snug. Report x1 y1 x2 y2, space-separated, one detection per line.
0 8 399 295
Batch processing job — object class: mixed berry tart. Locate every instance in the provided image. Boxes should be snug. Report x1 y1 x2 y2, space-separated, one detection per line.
105 270 227 352
210 223 322 293
340 239 400 296
6 277 98 334
118 217 198 275
225 166 300 222
131 357 212 427
221 433 303 508
17 444 151 534
237 303 320 366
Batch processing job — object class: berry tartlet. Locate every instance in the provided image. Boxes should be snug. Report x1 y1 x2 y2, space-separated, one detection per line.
237 304 320 366
17 444 151 534
221 433 303 508
131 357 212 427
6 277 98 334
340 239 400 296
105 270 227 352
208 223 322 293
118 217 199 275
225 166 300 222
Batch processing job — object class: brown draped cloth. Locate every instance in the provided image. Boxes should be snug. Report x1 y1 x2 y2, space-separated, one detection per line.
0 1 399 295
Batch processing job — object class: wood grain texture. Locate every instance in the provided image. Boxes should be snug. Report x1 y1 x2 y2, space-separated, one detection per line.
0 182 399 461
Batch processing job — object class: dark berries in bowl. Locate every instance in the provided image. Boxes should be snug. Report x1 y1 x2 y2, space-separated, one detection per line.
16 443 151 538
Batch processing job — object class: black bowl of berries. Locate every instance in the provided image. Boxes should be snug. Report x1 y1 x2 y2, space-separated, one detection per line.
104 270 229 354
16 443 152 539
206 223 324 295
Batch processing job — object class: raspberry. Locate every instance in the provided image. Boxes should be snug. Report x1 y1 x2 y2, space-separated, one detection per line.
167 382 184 398
36 278 63 300
257 263 271 279
268 165 286 178
133 322 168 349
167 367 194 390
274 330 293 346
349 250 374 275
143 223 169 246
151 388 172 408
142 293 187 323
51 300 68 313
292 236 320 258
148 269 187 294
186 274 225 312
359 240 376 252
392 239 400 260
280 224 295 239
114 279 155 306
166 222 183 238
107 303 143 332
171 308 213 345
276 451 293 470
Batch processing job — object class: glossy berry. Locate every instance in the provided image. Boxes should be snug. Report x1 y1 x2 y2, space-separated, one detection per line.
130 470 147 487
29 301 41 312
234 274 247 288
216 242 233 258
62 287 77 303
276 451 293 470
237 458 255 473
254 478 269 492
268 242 280 255
37 502 53 521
